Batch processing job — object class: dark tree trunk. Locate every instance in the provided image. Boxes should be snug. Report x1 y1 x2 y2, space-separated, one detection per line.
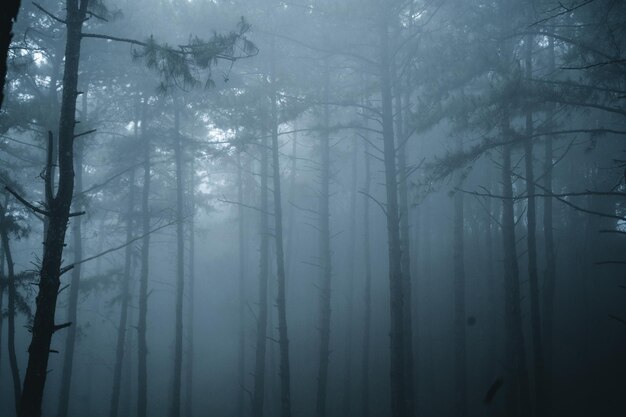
19 3 89 415
171 98 185 417
0 0 20 110
237 153 247 417
379 12 408 417
360 143 372 417
0 203 21 414
0 236 4 393
57 93 87 417
452 139 467 417
252 133 270 417
316 61 332 417
270 39 292 417
501 139 532 417
542 37 556 416
137 98 151 417
109 168 137 417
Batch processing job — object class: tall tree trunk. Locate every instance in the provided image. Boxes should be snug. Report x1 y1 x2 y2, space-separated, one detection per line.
237 153 247 417
184 161 196 417
316 60 332 417
501 138 532 417
284 129 298 280
379 12 408 417
342 136 358 417
452 142 467 417
19 3 89 415
137 97 151 417
0 234 4 394
57 90 87 417
109 167 137 417
171 98 185 417
360 143 372 417
252 134 270 417
523 34 546 417
542 37 556 416
270 38 292 417
0 202 21 414
0 0 20 110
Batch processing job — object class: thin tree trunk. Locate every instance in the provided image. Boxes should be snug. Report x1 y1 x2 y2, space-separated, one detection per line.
0 201 21 414
452 142 467 417
171 98 185 417
0 235 4 394
379 12 408 417
109 168 137 417
137 97 151 417
316 60 332 417
19 3 89 415
542 37 556 416
184 161 196 417
360 143 372 417
252 134 270 417
237 153 247 417
342 136 357 417
501 138 532 417
270 38 292 417
0 0 21 110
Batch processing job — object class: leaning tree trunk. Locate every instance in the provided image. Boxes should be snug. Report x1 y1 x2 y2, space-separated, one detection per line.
270 38 292 417
523 34 546 417
501 138 532 417
19 2 89 415
0 202 21 414
252 133 270 417
171 98 185 417
57 93 86 417
379 12 408 417
360 142 372 417
0 0 21 110
316 60 332 417
137 97 151 417
109 167 137 417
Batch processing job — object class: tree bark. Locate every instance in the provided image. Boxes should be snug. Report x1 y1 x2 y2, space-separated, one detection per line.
379 12 408 417
19 2 89 415
316 60 332 417
501 137 532 417
270 38 292 417
0 202 21 414
137 97 151 417
171 97 185 417
252 133 270 417
109 167 136 417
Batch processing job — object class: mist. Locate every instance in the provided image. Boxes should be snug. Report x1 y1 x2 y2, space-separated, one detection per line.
0 1 625 417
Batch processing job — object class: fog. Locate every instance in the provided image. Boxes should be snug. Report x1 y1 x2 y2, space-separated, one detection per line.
1 1 625 417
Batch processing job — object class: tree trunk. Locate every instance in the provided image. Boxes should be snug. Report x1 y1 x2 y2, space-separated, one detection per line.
137 97 151 417
270 38 292 417
0 0 21 110
501 138 532 417
184 160 196 417
252 133 270 417
109 167 137 417
0 202 21 414
171 98 185 417
360 142 372 417
19 3 88 414
237 153 247 417
0 235 4 394
316 60 332 417
452 137 467 417
379 12 408 417
342 136 358 417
